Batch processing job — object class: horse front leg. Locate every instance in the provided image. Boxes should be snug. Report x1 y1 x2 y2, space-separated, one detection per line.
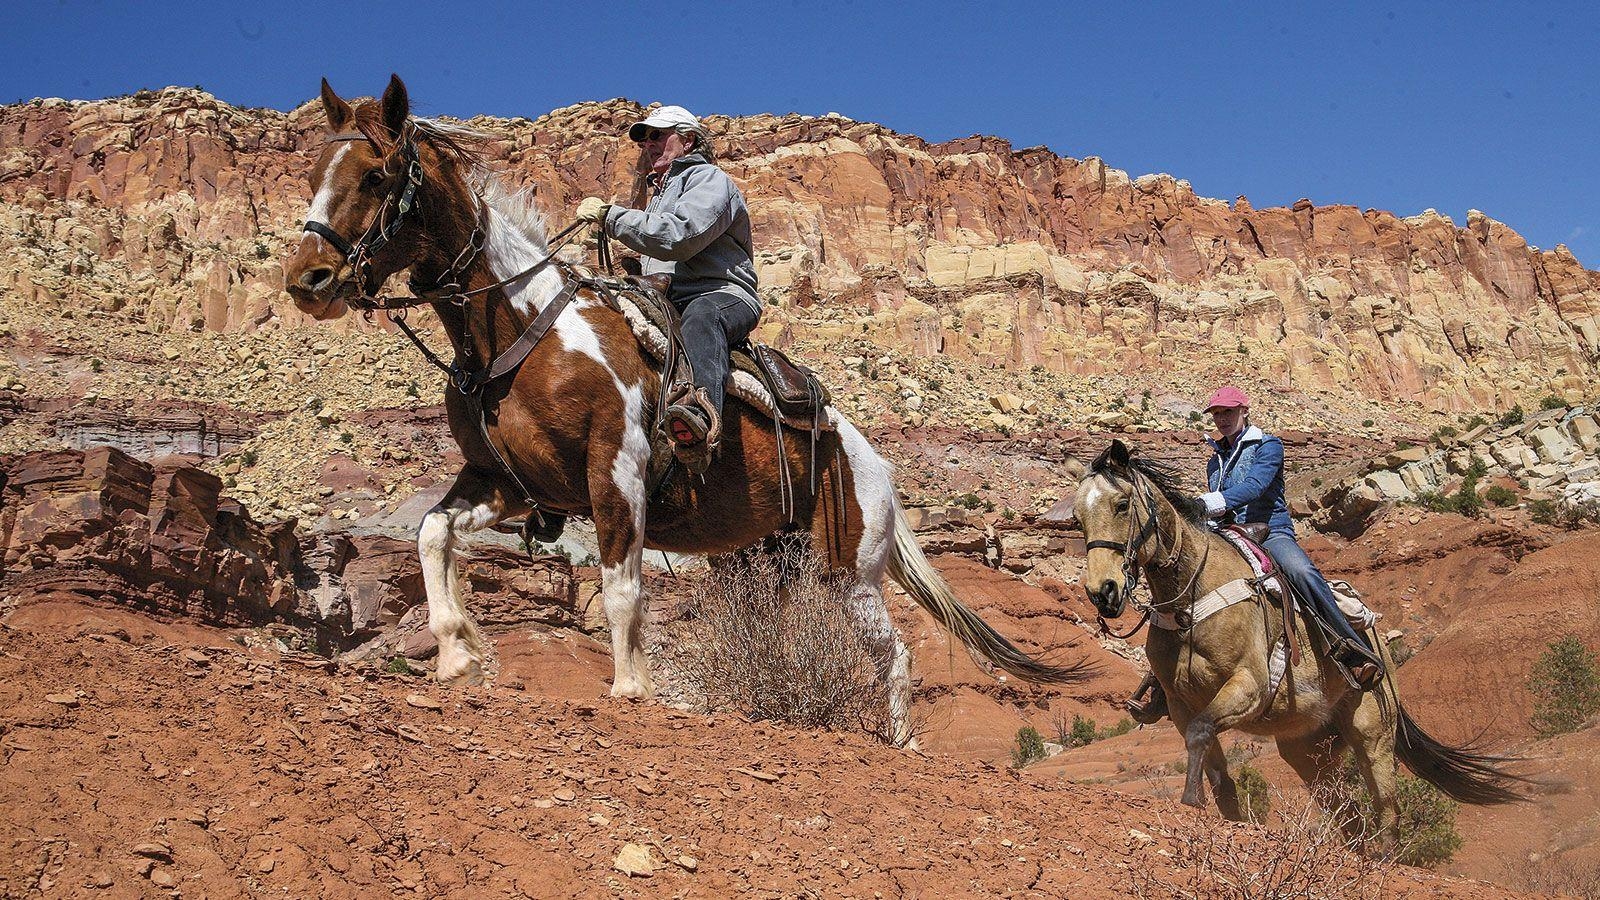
1177 669 1260 812
417 468 512 685
591 408 652 699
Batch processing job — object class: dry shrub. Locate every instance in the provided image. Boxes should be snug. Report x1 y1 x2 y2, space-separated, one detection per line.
1503 854 1600 900
1128 792 1401 900
668 541 893 740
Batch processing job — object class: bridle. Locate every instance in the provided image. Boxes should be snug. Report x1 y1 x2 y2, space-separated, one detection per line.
302 126 426 301
299 123 587 317
1085 471 1205 639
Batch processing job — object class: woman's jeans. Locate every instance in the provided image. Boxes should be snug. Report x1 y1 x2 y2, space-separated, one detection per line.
677 290 760 417
1261 532 1369 649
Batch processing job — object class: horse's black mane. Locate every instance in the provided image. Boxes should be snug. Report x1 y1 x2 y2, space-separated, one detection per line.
1091 448 1208 525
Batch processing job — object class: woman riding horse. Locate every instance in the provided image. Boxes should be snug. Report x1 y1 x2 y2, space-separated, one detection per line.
1131 386 1384 722
575 105 760 475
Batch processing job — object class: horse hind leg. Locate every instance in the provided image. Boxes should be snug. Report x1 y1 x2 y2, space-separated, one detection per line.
845 580 914 747
814 423 911 746
418 468 511 685
1339 693 1399 848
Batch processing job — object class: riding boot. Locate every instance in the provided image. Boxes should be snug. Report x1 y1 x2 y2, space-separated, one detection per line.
1126 673 1169 724
663 385 721 476
1332 635 1385 690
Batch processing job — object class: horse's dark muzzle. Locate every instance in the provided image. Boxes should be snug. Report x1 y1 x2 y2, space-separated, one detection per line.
1089 580 1123 618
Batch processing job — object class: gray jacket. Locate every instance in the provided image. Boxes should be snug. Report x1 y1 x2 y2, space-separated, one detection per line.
603 153 760 312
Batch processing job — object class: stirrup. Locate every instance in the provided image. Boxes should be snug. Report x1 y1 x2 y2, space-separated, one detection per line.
1126 674 1168 724
662 384 722 475
1332 637 1385 691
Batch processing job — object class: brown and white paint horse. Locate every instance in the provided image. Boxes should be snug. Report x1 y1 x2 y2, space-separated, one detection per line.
282 76 1085 743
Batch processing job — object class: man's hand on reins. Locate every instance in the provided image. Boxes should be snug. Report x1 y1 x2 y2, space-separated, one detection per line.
576 196 610 224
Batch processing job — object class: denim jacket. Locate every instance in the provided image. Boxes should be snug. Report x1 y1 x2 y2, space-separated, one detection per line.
1206 425 1294 536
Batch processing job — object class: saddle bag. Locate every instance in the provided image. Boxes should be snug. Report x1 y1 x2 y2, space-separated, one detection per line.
736 343 831 421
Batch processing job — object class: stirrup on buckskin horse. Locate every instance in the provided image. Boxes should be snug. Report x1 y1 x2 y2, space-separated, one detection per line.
1126 673 1169 724
662 384 722 475
1332 637 1385 691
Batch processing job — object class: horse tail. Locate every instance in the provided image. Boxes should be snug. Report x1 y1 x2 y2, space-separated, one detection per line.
885 498 1093 684
1392 702 1528 805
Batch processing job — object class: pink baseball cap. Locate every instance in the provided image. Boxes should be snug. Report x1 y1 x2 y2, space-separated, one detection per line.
1204 386 1250 411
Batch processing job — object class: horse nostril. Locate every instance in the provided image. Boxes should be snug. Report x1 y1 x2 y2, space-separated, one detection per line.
1100 580 1118 601
299 267 335 291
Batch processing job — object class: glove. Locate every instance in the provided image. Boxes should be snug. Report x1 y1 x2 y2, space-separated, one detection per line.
575 196 610 223
1200 491 1227 517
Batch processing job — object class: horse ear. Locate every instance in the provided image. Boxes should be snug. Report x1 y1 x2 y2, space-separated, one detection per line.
1091 439 1132 474
320 78 354 133
381 73 410 138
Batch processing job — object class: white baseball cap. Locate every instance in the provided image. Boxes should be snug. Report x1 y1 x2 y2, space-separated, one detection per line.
628 105 702 141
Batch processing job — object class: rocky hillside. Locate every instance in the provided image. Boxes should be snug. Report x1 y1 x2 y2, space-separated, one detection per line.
3 87 1599 414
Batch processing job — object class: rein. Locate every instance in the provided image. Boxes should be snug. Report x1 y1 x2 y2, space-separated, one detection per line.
1090 472 1206 639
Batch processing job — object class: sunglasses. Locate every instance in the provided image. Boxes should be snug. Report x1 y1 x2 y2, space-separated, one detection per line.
634 128 669 144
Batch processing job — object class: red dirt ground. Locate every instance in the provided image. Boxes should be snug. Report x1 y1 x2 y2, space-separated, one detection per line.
0 594 1535 899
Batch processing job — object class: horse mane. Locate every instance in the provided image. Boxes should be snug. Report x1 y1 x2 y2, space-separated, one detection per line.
1090 448 1208 525
347 102 549 250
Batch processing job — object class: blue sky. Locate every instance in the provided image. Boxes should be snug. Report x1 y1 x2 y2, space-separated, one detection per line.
5 1 1597 265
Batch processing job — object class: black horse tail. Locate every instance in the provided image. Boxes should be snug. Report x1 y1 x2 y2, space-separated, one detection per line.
1394 703 1528 805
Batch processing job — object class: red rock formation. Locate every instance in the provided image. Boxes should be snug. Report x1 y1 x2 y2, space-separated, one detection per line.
3 89 1598 408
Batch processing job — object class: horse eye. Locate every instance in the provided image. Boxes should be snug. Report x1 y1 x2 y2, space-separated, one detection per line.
363 169 385 187
1114 499 1130 513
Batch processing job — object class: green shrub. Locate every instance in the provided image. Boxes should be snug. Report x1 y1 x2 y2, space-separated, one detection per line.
1463 414 1487 431
1484 485 1517 507
1392 773 1465 867
1529 498 1560 525
1540 394 1567 411
1235 762 1272 824
1415 472 1482 517
1467 454 1489 478
1434 424 1458 441
1098 717 1134 740
1012 726 1047 768
1361 419 1375 428
1069 715 1098 748
1498 404 1525 427
385 656 415 676
1530 635 1600 739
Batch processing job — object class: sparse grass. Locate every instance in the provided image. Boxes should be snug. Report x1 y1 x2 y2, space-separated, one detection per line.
1540 394 1567 411
1497 404 1525 427
1483 485 1517 507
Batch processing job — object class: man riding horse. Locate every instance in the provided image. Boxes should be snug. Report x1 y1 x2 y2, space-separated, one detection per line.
1129 385 1385 723
575 105 760 475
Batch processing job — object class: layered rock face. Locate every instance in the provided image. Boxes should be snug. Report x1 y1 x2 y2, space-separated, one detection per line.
4 89 1599 409
0 446 577 657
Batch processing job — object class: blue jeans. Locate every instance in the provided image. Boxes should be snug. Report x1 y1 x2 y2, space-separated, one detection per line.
677 289 760 417
1261 532 1368 648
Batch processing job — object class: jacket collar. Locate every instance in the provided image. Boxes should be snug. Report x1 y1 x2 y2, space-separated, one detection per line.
1207 424 1264 455
648 152 710 192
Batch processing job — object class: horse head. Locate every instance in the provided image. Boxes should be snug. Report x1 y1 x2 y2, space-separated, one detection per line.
1076 439 1140 618
283 74 477 320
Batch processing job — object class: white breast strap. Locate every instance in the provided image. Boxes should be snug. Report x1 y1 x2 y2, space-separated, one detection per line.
1151 577 1260 631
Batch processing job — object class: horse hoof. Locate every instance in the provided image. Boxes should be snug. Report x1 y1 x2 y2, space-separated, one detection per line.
437 661 484 687
609 679 653 700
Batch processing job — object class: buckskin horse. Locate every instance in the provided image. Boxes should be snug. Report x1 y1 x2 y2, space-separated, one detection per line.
1075 441 1523 839
281 75 1086 745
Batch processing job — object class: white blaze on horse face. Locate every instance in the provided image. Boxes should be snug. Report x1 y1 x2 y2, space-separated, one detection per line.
302 144 352 253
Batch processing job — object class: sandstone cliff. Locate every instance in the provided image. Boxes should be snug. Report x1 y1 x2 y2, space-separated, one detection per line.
3 88 1598 410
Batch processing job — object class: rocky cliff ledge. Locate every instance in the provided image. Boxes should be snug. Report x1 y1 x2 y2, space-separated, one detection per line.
3 89 1598 409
